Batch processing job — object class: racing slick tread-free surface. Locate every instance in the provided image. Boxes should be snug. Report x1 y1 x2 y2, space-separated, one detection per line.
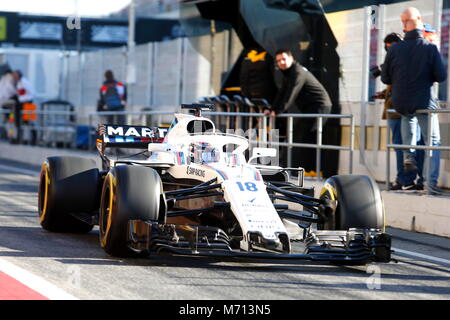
99 165 165 257
38 156 99 233
320 174 385 230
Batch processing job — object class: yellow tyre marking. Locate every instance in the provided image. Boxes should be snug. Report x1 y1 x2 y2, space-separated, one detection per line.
38 161 50 223
100 173 115 247
319 182 336 200
320 180 386 232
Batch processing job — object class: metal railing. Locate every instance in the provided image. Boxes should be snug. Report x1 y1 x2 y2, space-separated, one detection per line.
0 108 78 147
2 107 354 180
386 108 450 191
274 113 355 177
203 111 355 178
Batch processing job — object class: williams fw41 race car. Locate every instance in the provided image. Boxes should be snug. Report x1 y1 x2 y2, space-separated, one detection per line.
38 104 391 264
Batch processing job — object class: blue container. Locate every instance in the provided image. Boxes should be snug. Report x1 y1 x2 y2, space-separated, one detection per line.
76 125 94 148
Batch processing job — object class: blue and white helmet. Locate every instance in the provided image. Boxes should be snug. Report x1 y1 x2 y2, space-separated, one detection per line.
189 142 220 163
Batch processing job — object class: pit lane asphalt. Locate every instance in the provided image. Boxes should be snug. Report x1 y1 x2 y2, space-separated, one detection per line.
0 158 449 300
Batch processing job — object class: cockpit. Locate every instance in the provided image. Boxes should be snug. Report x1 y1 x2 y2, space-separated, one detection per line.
189 142 220 164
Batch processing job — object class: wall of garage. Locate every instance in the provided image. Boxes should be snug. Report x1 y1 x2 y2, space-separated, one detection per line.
61 29 243 123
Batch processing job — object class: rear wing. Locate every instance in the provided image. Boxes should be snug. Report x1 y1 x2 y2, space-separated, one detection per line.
96 124 168 153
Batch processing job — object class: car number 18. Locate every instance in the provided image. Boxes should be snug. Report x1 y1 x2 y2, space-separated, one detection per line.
236 181 258 192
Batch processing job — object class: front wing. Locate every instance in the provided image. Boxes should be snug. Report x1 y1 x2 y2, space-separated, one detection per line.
127 220 392 264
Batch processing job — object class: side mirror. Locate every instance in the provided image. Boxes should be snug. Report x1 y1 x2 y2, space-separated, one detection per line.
248 147 277 163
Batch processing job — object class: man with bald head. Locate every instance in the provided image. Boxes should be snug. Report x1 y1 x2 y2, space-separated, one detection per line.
401 7 422 29
381 7 446 193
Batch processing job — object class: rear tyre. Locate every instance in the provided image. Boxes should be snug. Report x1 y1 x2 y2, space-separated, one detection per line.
99 165 166 257
38 156 99 233
319 174 385 231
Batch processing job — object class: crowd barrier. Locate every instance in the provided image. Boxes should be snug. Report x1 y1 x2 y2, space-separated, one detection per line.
0 96 356 182
0 100 77 147
199 95 354 176
83 99 354 180
198 95 271 133
3 97 450 194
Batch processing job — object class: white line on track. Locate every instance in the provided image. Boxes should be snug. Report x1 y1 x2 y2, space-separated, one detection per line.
392 247 450 265
0 258 78 300
0 164 39 177
0 162 78 299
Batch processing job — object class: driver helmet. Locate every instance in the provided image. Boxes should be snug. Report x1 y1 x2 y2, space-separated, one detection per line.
189 142 220 163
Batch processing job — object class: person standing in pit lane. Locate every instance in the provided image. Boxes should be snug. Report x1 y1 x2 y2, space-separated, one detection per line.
97 70 127 125
381 7 447 194
12 70 36 144
372 33 425 190
269 49 332 176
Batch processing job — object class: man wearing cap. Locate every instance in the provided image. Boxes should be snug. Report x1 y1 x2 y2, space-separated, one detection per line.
423 23 438 43
381 7 446 194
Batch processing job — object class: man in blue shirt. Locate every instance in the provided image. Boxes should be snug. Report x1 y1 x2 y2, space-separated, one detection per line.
381 7 446 194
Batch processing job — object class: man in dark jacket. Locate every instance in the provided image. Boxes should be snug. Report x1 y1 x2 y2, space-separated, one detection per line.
271 49 332 174
373 32 424 190
381 7 446 192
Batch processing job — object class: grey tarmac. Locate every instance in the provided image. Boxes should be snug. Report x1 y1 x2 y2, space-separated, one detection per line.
0 159 449 300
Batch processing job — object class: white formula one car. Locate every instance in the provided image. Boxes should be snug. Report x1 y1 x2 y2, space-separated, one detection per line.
38 104 391 264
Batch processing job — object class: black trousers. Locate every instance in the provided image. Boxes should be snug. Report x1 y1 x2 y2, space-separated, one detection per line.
101 108 126 125
274 117 316 170
292 119 317 172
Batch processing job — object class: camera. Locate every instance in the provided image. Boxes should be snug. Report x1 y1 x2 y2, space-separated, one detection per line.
370 65 381 78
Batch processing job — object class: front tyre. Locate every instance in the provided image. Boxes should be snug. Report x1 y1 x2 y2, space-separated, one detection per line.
99 165 166 257
319 175 385 231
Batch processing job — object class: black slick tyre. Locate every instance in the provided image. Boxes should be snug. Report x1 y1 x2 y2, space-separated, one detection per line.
99 165 166 257
319 174 385 231
38 156 100 233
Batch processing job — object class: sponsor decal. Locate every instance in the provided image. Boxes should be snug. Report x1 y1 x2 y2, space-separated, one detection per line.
158 128 168 137
186 166 206 177
105 125 167 139
176 152 185 165
241 202 267 209
107 126 155 138
202 163 228 180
